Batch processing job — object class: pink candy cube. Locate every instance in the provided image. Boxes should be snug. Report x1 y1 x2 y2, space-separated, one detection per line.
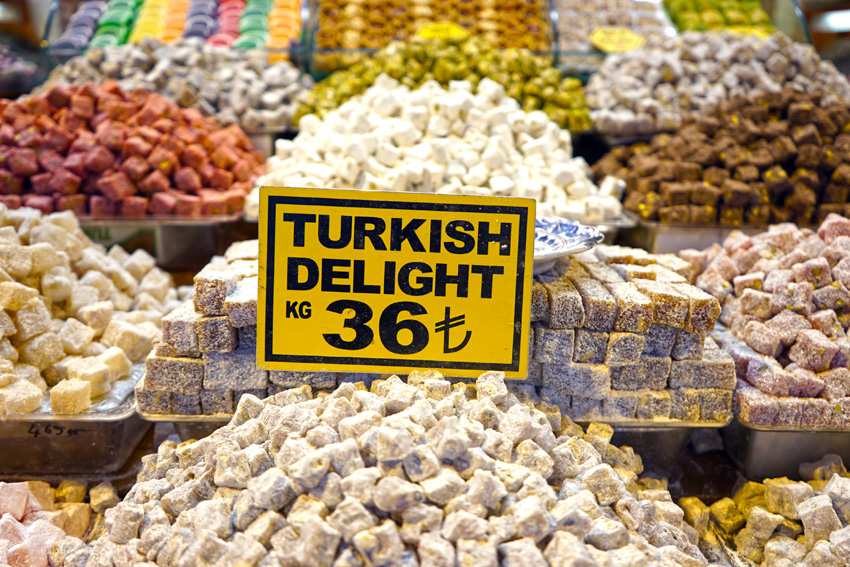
0 483 29 521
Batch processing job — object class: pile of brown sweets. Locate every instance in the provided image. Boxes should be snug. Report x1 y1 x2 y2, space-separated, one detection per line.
593 87 850 227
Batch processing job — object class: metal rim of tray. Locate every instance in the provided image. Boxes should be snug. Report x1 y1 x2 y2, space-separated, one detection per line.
575 415 733 429
0 395 138 423
732 415 850 434
138 410 234 423
77 212 244 227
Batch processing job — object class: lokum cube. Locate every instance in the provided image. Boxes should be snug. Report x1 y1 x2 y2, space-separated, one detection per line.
570 397 602 421
646 264 688 284
606 333 645 363
606 283 653 333
197 316 238 353
820 368 850 401
194 268 239 316
671 389 701 421
0 281 37 310
789 330 838 372
671 330 705 361
820 236 850 268
225 276 258 328
700 389 732 422
568 277 617 331
542 363 610 399
0 380 43 414
634 280 689 328
595 245 652 265
736 382 779 426
543 279 585 329
201 389 234 415
580 262 623 284
602 391 638 420
101 320 151 363
58 318 95 355
610 357 670 390
204 349 269 390
764 269 795 293
66 358 111 397
50 378 91 414
765 310 814 346
135 378 172 415
530 283 549 323
636 390 671 419
818 213 850 244
19 332 63 371
77 301 114 337
533 328 574 364
813 281 850 311
733 272 765 296
801 398 833 427
739 289 773 320
668 349 736 390
573 330 609 364
747 356 796 397
173 392 202 415
610 264 656 281
643 325 679 358
786 365 826 397
765 478 815 520
811 310 844 339
145 353 204 394
794 257 833 289
742 321 782 357
770 282 814 316
96 347 131 382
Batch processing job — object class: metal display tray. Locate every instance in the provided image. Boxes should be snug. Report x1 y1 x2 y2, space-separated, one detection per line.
0 366 150 474
617 212 770 254
722 417 850 480
139 412 231 442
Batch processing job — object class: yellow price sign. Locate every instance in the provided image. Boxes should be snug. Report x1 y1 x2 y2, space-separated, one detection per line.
258 187 535 377
589 26 646 53
415 21 470 41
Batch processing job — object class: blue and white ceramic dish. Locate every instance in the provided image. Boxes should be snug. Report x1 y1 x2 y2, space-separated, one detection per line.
533 216 605 275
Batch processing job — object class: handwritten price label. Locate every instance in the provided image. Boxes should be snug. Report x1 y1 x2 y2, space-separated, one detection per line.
589 26 646 53
27 424 89 438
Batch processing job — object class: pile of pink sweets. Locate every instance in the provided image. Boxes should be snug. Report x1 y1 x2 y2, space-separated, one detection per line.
680 213 850 428
0 480 118 567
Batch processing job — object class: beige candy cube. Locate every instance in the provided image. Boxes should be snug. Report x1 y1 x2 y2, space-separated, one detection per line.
45 210 79 233
66 358 111 397
77 301 115 337
13 299 52 342
0 338 17 362
0 359 13 374
41 266 74 303
0 244 32 278
0 225 19 244
57 502 91 539
0 373 12 388
29 243 68 274
120 310 161 327
225 240 259 263
225 276 258 328
29 223 69 253
101 320 152 362
0 379 43 414
69 285 101 316
49 318 63 333
74 248 109 276
0 311 14 337
123 249 156 281
96 346 131 382
108 267 137 296
19 332 64 371
82 342 108 357
106 245 130 265
138 268 173 303
50 378 92 414
43 356 79 387
109 290 133 312
134 292 164 313
0 281 38 310
79 271 115 300
15 364 46 392
59 318 96 355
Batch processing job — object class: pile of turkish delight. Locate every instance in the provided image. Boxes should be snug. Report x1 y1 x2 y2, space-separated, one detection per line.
0 479 120 566
70 371 712 567
530 245 735 424
680 454 850 567
682 214 850 428
0 205 184 415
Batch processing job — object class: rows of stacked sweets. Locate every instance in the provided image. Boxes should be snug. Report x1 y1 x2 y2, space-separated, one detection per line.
0 206 184 416
0 81 263 218
0 480 122 565
41 38 314 132
586 32 850 138
680 215 850 428
83 372 711 567
593 88 850 227
679 454 850 567
529 245 734 424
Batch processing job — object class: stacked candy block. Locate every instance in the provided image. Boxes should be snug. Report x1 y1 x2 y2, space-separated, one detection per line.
265 0 300 55
88 0 143 49
51 1 108 52
682 214 850 429
530 245 734 424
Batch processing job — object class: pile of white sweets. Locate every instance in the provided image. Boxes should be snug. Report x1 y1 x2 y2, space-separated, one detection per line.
247 75 624 224
0 205 185 415
587 32 850 137
61 371 710 567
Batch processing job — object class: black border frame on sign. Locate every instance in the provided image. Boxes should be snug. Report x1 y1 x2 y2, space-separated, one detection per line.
263 194 530 372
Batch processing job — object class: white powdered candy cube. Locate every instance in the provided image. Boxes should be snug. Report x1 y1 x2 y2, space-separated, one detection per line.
77 301 115 337
123 249 156 281
58 318 96 355
101 320 152 362
0 380 43 414
66 358 111 397
97 346 132 382
50 378 92 414
225 276 258 328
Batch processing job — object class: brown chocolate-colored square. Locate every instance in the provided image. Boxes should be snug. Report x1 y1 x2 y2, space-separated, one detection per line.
823 183 850 204
660 182 691 206
741 104 769 122
770 204 794 224
769 136 798 163
748 148 775 169
788 102 815 124
790 168 820 190
719 206 744 226
690 182 722 206
676 162 703 182
813 111 839 137
762 165 792 197
734 164 760 183
762 120 789 140
786 183 818 210
722 146 748 170
722 178 752 207
750 182 769 205
795 144 822 170
689 205 717 225
827 106 850 131
792 124 823 147
658 205 691 225
704 166 730 187
820 146 842 172
656 160 678 181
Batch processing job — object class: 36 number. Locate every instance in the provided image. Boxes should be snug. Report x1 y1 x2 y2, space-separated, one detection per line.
324 300 428 354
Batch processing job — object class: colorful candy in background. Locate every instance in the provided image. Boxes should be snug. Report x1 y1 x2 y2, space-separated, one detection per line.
207 0 245 46
664 0 774 32
88 0 143 48
51 0 107 51
266 0 300 55
183 0 220 40
161 0 191 41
